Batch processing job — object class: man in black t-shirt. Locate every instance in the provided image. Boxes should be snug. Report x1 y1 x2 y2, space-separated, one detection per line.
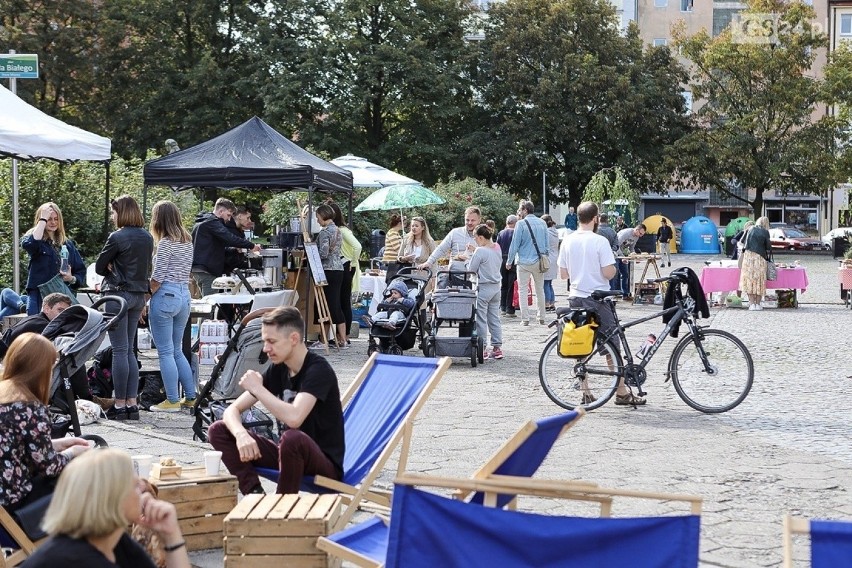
208 307 345 495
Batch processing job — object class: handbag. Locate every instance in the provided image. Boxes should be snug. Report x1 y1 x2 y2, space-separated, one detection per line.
766 247 777 281
524 219 549 273
37 274 80 305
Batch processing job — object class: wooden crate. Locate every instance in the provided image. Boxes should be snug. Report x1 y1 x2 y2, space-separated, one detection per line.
223 493 343 568
149 466 237 552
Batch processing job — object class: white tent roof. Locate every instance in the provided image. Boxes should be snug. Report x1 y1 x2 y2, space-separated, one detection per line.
0 85 111 161
330 155 419 188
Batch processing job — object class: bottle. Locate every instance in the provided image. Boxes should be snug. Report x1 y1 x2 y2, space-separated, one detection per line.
60 245 69 274
635 334 656 360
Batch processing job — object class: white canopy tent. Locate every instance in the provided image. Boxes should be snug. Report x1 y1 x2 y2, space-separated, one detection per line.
0 84 111 290
330 155 419 188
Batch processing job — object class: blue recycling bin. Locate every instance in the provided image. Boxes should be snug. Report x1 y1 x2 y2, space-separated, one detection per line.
680 216 721 254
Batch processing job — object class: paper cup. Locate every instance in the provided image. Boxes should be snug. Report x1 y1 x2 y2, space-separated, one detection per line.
132 455 153 478
204 451 223 476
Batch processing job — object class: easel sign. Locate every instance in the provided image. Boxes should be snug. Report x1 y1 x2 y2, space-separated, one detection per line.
303 242 328 286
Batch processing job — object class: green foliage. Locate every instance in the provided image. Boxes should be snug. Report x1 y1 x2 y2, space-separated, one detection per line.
582 167 639 221
468 0 691 205
0 154 196 286
670 0 852 214
427 178 519 239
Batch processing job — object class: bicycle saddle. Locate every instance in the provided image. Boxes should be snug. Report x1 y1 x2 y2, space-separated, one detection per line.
590 290 623 301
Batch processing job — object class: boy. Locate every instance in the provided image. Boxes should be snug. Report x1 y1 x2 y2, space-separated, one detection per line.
364 280 415 329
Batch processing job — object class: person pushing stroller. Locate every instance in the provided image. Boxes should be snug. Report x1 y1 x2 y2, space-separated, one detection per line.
363 280 415 330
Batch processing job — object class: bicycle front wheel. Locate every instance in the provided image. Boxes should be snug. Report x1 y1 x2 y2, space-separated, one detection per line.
669 328 754 413
539 336 621 411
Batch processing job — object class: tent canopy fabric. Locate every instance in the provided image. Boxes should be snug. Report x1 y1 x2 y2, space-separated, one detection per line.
143 116 353 193
0 85 111 162
330 155 419 188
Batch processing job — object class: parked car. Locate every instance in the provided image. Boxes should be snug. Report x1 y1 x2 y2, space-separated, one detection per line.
821 227 852 247
769 227 828 251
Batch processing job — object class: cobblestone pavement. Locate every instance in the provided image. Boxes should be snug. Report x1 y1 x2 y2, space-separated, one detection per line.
86 252 851 567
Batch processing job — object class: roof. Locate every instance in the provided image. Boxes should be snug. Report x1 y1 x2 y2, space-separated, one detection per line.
143 116 353 193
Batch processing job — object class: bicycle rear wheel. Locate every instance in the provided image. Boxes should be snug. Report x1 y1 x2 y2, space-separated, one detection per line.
539 336 621 411
669 328 754 413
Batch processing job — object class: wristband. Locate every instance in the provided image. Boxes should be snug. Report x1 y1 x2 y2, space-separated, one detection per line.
163 541 186 552
39 218 48 223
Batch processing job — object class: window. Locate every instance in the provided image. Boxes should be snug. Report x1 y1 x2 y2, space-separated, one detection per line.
653 38 668 47
681 91 693 114
841 14 852 36
681 0 693 11
655 0 668 7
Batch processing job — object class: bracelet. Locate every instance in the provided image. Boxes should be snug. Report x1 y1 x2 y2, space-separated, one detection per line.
163 541 186 552
39 218 48 223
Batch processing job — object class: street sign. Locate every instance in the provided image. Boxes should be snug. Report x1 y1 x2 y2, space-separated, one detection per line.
0 54 38 79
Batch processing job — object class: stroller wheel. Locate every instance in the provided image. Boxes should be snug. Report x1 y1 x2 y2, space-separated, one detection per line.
82 434 109 448
389 344 404 356
368 343 380 356
477 336 485 364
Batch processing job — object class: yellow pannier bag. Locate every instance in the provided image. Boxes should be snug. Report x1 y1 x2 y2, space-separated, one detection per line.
557 310 599 358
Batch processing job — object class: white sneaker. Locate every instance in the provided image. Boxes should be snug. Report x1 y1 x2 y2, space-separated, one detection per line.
754 304 764 311
748 304 756 311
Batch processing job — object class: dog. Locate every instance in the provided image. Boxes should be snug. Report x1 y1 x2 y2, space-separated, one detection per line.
129 479 167 568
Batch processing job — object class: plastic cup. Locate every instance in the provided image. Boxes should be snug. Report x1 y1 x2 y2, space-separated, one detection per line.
204 451 222 476
132 455 153 478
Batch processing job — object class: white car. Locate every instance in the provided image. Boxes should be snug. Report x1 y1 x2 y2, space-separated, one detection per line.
821 227 852 246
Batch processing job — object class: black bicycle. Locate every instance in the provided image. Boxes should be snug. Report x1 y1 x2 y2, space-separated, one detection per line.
539 270 754 413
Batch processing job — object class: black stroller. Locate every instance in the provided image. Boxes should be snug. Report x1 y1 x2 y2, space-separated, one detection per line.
423 270 484 367
366 267 431 356
42 296 128 444
192 308 274 442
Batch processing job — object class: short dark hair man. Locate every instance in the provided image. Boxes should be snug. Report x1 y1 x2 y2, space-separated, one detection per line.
191 198 261 296
0 293 71 359
656 218 674 267
208 307 345 495
224 206 255 275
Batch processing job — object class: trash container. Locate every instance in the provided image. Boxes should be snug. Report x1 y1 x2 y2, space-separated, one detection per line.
370 229 386 259
833 237 850 259
680 216 721 254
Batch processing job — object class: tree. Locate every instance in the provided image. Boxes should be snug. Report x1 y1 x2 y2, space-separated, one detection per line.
581 167 640 223
467 0 691 206
260 0 479 186
670 0 852 216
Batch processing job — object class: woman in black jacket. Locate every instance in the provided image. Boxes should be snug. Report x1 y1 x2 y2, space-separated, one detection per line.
95 196 154 420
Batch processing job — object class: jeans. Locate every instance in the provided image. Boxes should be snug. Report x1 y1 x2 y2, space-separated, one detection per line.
103 291 146 401
516 263 546 322
149 283 195 403
658 242 672 266
618 260 631 296
543 280 555 305
208 421 340 494
0 288 27 319
500 262 516 313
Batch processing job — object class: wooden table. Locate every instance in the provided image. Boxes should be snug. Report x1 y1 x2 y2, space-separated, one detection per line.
149 466 237 551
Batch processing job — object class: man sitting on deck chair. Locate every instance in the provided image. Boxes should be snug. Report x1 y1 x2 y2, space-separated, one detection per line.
208 306 345 495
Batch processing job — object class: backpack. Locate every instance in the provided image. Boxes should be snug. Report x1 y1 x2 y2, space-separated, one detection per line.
87 346 114 398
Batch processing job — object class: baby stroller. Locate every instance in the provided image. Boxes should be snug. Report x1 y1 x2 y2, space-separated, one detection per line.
423 270 484 367
192 307 274 442
42 295 128 444
366 267 431 356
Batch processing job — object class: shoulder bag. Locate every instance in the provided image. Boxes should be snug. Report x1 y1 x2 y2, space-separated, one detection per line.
38 274 80 305
766 245 777 281
524 219 550 273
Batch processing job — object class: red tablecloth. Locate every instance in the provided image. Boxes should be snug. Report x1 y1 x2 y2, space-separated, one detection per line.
699 266 809 294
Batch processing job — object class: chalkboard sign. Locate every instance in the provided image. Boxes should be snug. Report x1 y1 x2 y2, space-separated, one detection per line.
303 242 328 286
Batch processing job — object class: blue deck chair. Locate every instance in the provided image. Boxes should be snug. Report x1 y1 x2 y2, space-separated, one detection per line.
317 410 588 567
255 353 450 530
783 515 852 568
383 479 701 568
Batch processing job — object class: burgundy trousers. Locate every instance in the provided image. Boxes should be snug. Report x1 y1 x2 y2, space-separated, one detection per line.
208 420 340 494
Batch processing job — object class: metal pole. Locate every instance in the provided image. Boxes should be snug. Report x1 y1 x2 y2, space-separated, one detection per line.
10 50 20 292
542 171 546 215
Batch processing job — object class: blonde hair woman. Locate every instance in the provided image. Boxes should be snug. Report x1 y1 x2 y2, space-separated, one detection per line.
738 216 772 310
148 201 196 412
26 449 190 568
22 202 86 315
0 334 89 513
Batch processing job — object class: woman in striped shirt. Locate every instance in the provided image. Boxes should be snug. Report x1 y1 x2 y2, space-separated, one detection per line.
148 201 196 412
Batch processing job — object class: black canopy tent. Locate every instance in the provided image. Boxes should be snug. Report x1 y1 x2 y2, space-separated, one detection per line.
142 116 354 226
